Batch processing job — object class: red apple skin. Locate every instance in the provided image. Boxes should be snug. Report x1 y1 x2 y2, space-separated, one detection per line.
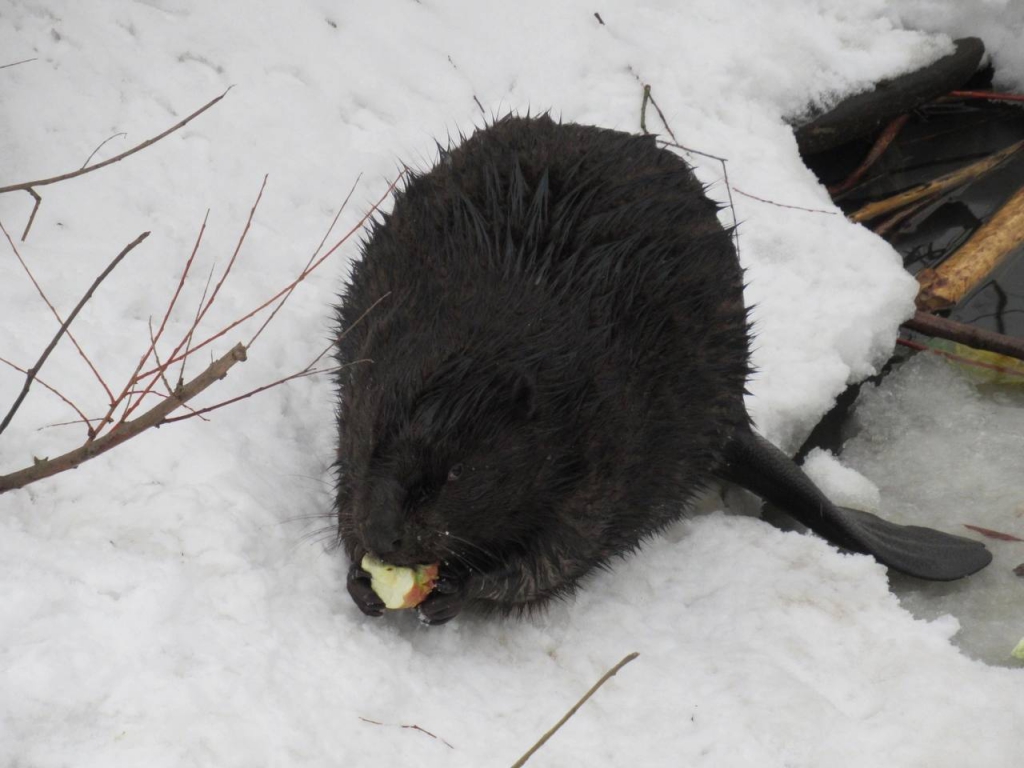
398 563 440 609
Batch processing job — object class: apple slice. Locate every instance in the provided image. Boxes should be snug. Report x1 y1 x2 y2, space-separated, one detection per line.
361 554 440 610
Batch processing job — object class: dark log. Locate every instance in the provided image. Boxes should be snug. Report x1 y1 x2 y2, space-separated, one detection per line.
795 37 984 155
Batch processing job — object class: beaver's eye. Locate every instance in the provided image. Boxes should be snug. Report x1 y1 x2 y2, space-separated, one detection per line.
447 463 464 482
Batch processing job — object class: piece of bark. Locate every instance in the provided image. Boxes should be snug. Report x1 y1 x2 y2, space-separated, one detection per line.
795 37 984 155
917 185 1024 311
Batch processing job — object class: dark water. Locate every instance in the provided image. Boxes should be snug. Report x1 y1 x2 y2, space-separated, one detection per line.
806 97 1024 337
797 94 1024 458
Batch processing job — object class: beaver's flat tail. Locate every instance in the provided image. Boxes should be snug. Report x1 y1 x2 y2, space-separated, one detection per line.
716 429 992 581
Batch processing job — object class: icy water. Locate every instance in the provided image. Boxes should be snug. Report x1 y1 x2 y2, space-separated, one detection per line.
805 95 1024 665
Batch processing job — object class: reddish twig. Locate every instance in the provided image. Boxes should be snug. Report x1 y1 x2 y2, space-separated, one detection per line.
829 113 910 197
358 718 454 750
963 524 1024 542
167 290 389 424
163 363 340 423
125 210 208 418
0 226 148 436
2 219 115 401
949 90 1024 104
195 175 267 330
123 177 266 426
138 171 407 379
0 355 94 431
248 173 362 347
148 319 207 422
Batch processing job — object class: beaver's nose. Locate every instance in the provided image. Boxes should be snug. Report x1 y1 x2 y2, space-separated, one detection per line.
359 476 406 558
363 521 403 558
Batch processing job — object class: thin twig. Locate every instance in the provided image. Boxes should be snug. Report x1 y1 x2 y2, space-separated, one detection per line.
358 718 454 750
123 209 209 418
639 85 678 143
949 90 1024 104
138 172 406 378
509 652 639 768
164 363 349 423
0 343 247 494
123 178 265 424
731 187 837 215
0 88 232 194
0 228 148 436
80 132 128 170
640 84 652 134
3 219 112 401
149 318 208 422
657 140 742 253
167 289 388 424
828 113 910 197
0 89 229 240
21 188 41 240
0 57 38 70
195 175 267 330
0 355 94 431
248 173 362 347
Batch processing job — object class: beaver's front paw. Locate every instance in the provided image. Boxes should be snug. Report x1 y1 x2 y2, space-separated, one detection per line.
417 572 468 626
347 561 385 617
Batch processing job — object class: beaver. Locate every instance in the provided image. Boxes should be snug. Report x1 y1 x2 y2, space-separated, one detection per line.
334 115 990 625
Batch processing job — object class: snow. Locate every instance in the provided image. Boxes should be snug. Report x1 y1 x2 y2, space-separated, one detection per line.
2 1 1023 766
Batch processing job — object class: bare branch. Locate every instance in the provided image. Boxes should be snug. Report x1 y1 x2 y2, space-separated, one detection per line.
509 652 639 768
0 343 247 494
0 88 232 195
0 226 148 436
902 310 1024 363
0 89 229 240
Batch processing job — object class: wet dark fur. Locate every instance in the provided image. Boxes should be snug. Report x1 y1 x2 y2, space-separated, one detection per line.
335 115 750 621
